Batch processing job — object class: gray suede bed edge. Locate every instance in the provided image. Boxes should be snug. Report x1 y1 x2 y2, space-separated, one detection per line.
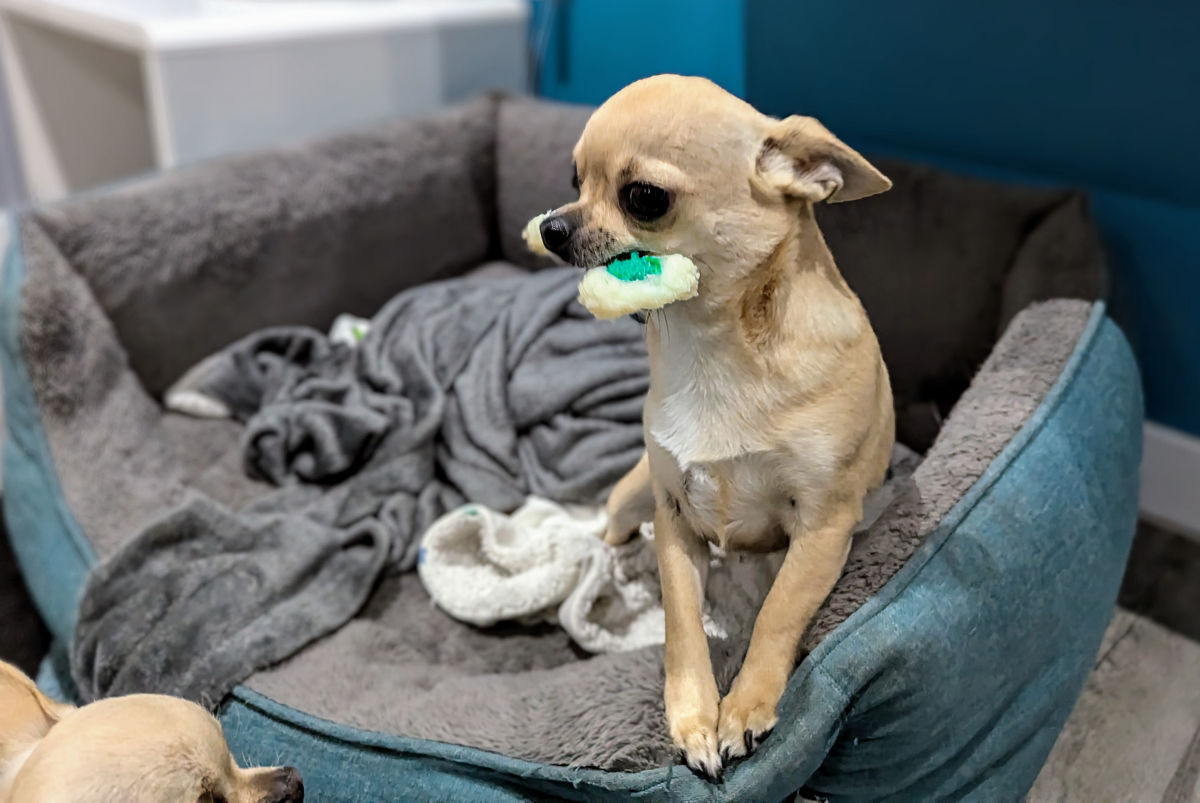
17 94 1103 770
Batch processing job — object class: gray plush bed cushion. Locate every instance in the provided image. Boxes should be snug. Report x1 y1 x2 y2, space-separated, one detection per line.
31 95 501 396
15 94 1105 770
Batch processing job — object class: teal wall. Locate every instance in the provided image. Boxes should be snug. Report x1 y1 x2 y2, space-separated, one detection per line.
530 0 1198 436
744 0 1200 438
531 0 745 103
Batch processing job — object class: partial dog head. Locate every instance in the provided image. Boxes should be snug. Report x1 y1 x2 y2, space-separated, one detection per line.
537 74 890 286
0 660 302 803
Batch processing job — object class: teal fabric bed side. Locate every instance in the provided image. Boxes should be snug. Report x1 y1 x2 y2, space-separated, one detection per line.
799 309 1141 802
1 213 95 642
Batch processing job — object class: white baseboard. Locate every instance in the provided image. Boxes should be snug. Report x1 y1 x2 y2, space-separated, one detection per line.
1141 421 1200 540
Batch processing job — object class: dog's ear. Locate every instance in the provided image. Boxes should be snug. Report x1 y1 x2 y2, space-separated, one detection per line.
0 660 72 757
754 116 891 203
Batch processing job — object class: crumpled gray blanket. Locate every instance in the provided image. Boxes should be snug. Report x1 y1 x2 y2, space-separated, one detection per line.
72 268 649 706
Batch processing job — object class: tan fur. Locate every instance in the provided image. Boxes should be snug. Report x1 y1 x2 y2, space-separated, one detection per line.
551 75 894 778
0 660 302 803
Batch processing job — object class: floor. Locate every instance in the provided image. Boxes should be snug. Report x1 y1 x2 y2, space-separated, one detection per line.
1029 609 1200 803
1029 522 1200 803
2 510 1198 800
1120 522 1200 644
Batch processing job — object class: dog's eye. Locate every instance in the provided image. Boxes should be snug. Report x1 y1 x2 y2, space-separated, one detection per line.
571 163 580 192
619 182 671 223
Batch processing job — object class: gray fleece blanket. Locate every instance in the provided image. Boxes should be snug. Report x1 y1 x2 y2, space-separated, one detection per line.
72 267 648 705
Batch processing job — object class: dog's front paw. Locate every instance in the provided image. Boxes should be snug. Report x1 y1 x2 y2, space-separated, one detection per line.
717 677 782 763
670 711 723 783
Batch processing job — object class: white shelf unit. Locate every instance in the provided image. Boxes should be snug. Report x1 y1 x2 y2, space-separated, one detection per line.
0 0 528 202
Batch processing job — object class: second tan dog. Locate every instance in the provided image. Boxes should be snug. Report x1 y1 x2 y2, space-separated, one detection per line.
0 660 303 803
535 75 895 779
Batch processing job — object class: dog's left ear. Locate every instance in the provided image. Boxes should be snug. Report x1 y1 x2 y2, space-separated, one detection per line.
754 116 891 203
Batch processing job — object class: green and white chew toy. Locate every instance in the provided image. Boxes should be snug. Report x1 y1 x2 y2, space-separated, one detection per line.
577 252 699 320
523 212 699 320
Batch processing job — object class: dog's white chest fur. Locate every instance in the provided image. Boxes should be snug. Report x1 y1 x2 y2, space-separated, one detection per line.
644 311 837 547
645 319 775 467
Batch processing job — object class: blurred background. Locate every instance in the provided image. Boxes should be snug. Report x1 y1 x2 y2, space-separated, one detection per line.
0 2 1196 799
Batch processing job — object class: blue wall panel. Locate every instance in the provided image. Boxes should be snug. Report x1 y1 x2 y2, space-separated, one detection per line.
744 0 1198 436
532 0 745 104
1088 192 1200 436
745 0 1200 207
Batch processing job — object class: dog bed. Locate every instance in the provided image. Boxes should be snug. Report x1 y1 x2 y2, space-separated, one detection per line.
1 95 1142 802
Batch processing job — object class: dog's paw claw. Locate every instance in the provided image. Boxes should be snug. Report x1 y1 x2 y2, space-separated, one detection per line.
672 716 723 784
679 747 723 784
717 688 779 763
692 757 723 784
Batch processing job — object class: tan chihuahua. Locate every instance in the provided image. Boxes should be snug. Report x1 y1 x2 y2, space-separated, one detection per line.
535 75 894 779
0 660 303 803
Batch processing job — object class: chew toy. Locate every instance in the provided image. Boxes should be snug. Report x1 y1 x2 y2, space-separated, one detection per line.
576 252 699 320
523 212 700 319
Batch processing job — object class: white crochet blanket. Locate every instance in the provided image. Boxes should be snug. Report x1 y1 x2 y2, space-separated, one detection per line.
417 497 781 653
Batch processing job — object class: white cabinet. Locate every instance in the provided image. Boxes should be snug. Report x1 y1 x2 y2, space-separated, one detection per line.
0 0 528 202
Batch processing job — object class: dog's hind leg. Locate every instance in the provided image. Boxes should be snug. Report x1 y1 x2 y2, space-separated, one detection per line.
716 503 857 762
604 451 655 545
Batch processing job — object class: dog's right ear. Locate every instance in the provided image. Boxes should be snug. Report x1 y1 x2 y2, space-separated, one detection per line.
753 115 891 203
0 661 72 758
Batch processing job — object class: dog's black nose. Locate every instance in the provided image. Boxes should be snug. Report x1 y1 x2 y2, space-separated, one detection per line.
539 214 574 256
271 766 304 803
